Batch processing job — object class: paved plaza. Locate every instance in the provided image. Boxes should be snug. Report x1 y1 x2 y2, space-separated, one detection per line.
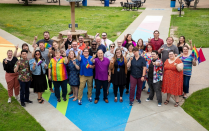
0 1 208 131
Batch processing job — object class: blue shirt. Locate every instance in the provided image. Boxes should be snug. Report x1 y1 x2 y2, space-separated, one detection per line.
80 55 93 76
66 48 82 56
98 44 106 53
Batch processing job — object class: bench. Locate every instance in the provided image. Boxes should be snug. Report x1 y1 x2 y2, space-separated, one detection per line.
178 4 184 11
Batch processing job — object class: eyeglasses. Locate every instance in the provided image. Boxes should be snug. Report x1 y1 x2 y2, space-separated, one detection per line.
102 35 106 36
83 51 89 53
35 53 40 55
117 42 122 43
92 44 97 45
110 46 115 48
116 52 121 54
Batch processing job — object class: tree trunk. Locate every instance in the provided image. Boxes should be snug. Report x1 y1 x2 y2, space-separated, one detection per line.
24 0 29 6
194 0 198 9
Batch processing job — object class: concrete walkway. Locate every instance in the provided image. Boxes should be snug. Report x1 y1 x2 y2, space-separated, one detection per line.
0 8 208 131
0 0 209 8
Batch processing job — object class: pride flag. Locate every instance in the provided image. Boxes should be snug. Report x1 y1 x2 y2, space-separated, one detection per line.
45 43 52 49
191 45 199 60
86 63 90 69
198 48 206 64
37 59 43 66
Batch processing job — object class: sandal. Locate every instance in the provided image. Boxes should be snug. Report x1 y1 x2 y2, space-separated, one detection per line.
73 98 77 101
38 99 44 104
174 102 179 107
37 97 42 101
164 100 169 105
69 96 75 99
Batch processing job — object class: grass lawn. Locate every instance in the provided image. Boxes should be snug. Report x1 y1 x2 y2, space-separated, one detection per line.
0 83 45 131
0 4 140 44
181 87 209 130
171 8 209 47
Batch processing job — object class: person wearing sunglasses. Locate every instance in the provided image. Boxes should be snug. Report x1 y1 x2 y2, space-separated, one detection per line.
95 32 112 51
104 43 115 95
29 50 48 104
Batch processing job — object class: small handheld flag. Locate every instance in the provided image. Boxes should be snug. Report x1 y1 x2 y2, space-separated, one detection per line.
86 60 90 69
37 59 43 66
191 45 199 60
198 48 206 64
45 43 52 49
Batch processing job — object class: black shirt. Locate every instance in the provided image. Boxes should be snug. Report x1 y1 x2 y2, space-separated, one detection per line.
130 56 146 79
3 57 18 73
89 48 99 57
36 39 53 49
148 59 156 81
64 39 72 50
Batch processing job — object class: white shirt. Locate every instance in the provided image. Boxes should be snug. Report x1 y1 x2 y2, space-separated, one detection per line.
101 39 113 50
114 46 128 55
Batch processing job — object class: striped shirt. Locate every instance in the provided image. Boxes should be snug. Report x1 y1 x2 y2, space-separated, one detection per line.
48 56 68 81
179 54 194 76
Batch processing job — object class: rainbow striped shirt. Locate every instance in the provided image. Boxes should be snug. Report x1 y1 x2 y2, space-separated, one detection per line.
179 54 194 76
48 56 68 81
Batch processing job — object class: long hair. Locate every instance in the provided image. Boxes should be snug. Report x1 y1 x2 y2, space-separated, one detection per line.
177 36 186 47
34 50 44 62
145 43 155 52
125 34 135 43
22 43 31 53
68 50 76 62
114 48 123 62
137 39 144 49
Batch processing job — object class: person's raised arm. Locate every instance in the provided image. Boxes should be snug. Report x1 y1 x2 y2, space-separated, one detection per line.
60 38 67 49
32 44 37 58
13 44 19 57
192 59 197 66
188 39 193 50
90 54 96 63
77 50 81 61
32 35 38 48
14 61 20 73
63 52 68 64
73 60 80 70
127 57 133 68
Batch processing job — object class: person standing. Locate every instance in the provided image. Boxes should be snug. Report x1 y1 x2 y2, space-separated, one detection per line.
14 43 33 60
29 50 48 104
67 51 80 101
114 40 128 55
95 32 113 51
60 32 73 50
48 50 68 102
96 36 106 53
109 48 127 102
122 34 136 48
90 50 110 104
145 51 163 106
136 39 145 55
177 36 193 54
66 41 82 57
162 50 183 107
127 47 146 106
14 49 32 107
78 36 87 51
124 44 134 94
178 45 196 99
77 48 94 105
33 31 53 49
3 50 19 103
148 30 164 58
89 40 99 56
158 37 179 63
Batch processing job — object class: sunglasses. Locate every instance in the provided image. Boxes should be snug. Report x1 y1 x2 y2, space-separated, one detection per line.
35 53 40 55
102 35 106 36
110 46 115 48
92 44 97 45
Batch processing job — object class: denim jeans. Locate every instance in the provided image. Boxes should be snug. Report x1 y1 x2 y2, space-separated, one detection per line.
19 80 31 103
183 75 191 93
95 79 108 100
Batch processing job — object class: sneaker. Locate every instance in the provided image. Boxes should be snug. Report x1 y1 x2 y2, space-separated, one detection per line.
8 98 11 103
137 99 141 104
63 97 67 101
78 100 82 105
146 98 150 102
26 100 33 104
21 102 26 107
158 103 162 107
57 98 61 102
15 96 19 101
129 101 133 106
88 97 92 102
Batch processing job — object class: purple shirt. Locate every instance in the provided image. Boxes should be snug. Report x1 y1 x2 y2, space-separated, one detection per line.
95 57 110 81
122 40 137 47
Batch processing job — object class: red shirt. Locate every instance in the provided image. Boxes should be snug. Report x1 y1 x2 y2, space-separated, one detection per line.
149 38 164 50
78 43 88 51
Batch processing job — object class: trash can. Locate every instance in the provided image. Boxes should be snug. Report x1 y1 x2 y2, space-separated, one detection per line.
104 0 109 7
82 0 87 6
170 0 176 7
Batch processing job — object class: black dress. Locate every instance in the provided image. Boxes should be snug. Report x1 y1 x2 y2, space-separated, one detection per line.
111 61 127 86
31 67 47 92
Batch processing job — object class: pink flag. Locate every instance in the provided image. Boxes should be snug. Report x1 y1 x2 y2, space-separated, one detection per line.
198 48 206 64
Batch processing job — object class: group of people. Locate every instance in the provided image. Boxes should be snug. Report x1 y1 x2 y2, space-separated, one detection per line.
3 30 196 107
